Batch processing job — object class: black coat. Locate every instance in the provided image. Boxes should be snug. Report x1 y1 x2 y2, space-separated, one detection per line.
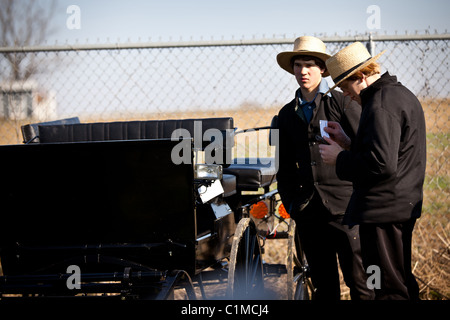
336 72 427 224
276 88 361 217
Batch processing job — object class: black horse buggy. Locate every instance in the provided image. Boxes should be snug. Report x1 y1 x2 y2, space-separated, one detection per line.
0 117 313 300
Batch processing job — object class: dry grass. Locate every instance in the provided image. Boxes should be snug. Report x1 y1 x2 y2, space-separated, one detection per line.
412 220 450 299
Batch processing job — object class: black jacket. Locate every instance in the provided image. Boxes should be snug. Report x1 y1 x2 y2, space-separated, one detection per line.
276 87 361 217
336 72 427 224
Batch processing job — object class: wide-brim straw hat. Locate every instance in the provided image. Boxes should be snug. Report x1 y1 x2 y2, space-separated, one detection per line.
277 36 331 77
325 42 386 94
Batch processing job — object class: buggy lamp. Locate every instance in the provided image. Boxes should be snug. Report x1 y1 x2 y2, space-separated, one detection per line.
278 203 290 219
250 201 269 219
194 164 223 180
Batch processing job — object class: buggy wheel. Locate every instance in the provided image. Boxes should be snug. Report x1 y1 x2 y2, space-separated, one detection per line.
227 218 264 299
288 219 314 300
286 218 295 300
155 270 197 300
294 277 312 300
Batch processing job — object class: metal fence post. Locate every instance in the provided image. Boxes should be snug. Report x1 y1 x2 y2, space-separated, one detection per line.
367 33 375 56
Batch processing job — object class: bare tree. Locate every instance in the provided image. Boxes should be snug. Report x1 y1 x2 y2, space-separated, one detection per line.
0 0 57 81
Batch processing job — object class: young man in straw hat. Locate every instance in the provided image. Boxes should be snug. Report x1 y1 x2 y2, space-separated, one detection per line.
276 36 374 300
319 42 426 300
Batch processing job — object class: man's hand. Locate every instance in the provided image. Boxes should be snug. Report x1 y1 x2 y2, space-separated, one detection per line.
319 137 343 165
323 121 352 150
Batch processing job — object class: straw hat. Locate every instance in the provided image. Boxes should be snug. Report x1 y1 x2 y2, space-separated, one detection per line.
325 42 386 93
277 36 331 76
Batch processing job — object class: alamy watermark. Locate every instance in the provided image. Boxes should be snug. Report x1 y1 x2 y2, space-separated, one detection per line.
66 5 81 30
366 5 381 30
66 264 81 290
366 264 381 289
170 121 279 171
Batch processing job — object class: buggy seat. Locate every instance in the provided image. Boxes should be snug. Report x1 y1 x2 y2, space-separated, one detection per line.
21 117 278 194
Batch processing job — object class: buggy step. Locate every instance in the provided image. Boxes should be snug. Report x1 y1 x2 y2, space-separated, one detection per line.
263 263 287 275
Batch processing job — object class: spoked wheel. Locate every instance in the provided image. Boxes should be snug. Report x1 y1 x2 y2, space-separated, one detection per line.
287 219 315 300
227 218 264 299
154 270 197 300
286 218 295 300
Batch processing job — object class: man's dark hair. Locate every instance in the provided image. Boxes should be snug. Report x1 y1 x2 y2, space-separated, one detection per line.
290 55 326 71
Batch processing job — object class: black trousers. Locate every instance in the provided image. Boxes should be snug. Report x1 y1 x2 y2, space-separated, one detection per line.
293 194 374 300
359 219 420 300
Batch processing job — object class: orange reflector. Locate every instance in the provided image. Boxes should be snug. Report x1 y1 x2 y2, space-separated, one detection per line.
250 201 268 219
278 203 290 219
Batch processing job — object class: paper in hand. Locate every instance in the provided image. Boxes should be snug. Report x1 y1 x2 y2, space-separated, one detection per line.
320 120 330 138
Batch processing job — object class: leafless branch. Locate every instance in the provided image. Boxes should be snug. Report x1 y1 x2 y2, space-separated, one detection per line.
0 0 57 80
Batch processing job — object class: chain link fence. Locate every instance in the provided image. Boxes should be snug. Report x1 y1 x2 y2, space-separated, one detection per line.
0 32 448 299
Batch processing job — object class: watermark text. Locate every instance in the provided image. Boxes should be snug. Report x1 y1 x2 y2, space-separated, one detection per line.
66 5 81 30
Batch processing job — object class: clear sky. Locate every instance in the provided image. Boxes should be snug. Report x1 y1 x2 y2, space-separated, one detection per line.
42 0 450 44
2 0 449 117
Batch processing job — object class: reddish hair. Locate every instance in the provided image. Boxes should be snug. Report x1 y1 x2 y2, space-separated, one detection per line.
346 62 381 81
